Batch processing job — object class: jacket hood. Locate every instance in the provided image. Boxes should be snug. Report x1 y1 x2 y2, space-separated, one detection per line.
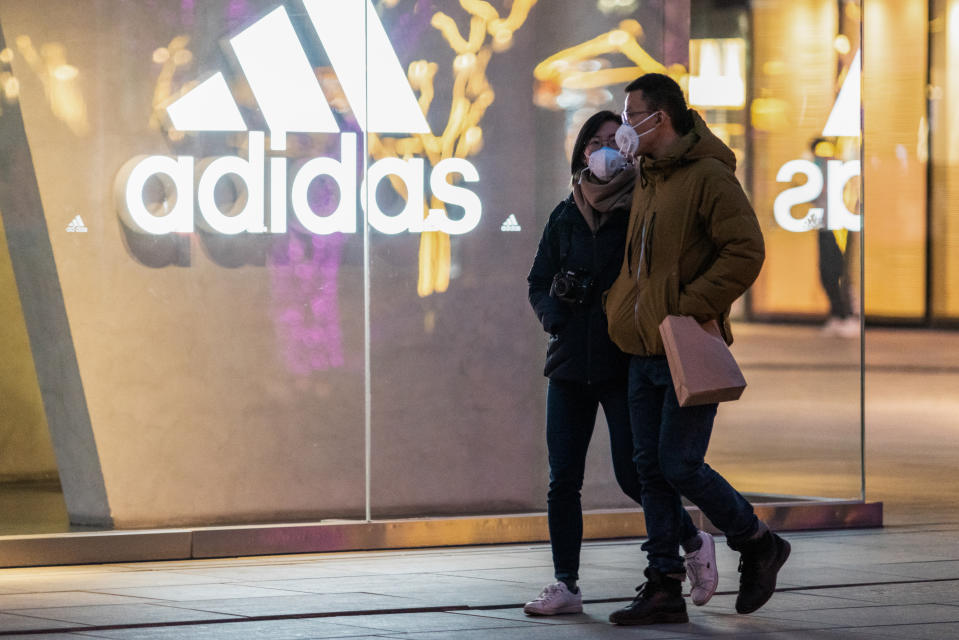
643 109 736 176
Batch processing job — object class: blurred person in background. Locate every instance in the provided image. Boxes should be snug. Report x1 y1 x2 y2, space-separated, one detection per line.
809 137 858 338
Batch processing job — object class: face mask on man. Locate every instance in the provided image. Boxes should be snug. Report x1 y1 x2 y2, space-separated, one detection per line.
587 146 627 181
615 111 661 157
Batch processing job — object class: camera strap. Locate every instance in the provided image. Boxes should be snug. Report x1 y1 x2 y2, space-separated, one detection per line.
552 199 576 269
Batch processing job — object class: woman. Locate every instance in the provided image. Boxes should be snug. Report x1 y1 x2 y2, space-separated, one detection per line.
524 111 716 616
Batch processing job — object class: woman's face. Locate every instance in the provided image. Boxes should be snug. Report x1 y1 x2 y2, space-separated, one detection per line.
583 120 620 165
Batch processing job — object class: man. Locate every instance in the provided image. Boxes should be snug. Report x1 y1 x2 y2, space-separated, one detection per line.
603 73 790 625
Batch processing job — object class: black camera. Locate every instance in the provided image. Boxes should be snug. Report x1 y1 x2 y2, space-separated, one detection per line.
550 269 594 304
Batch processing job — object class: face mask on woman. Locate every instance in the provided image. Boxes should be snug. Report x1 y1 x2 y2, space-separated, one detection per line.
615 111 661 157
587 146 627 181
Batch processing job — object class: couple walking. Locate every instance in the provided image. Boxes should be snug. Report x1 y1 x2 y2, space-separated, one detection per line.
526 73 790 625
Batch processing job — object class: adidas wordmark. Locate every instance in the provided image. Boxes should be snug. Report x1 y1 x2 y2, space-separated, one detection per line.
117 1 481 237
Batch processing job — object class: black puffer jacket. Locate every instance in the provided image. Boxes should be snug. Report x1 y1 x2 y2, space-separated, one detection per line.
528 195 631 383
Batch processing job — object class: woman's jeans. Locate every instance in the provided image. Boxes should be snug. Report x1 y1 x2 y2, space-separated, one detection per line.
628 356 760 576
546 377 697 583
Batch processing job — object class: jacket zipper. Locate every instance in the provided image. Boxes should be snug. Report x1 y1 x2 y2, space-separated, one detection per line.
587 227 597 385
632 212 655 354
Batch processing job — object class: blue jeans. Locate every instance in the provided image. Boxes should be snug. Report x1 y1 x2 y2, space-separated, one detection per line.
546 377 697 583
628 356 760 575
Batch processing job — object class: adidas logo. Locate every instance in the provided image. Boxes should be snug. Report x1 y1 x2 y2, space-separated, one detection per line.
116 1 481 238
66 215 88 233
500 214 521 232
823 49 860 137
165 2 428 142
774 49 861 233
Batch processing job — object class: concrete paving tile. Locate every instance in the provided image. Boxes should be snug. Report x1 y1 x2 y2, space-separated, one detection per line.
581 599 841 635
151 592 416 617
792 547 950 567
775 565 915 589
717 631 897 640
89 583 311 602
437 567 547 585
757 603 959 627
825 547 955 566
0 612 87 633
373 621 688 639
322 555 551 576
794 580 959 606
323 611 541 633
0 592 153 609
5 603 241 627
77 618 403 639
0 572 229 593
394 583 542 608
0 567 135 580
236 573 526 596
819 621 959 639
693 590 885 614
234 573 541 607
0 635 98 640
867 560 959 580
451 607 601 627
682 609 839 635
167 565 363 581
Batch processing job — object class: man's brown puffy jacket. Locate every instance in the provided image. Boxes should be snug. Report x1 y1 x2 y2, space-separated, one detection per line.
604 110 764 356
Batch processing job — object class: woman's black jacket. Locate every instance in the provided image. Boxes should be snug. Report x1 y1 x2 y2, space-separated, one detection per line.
527 194 631 383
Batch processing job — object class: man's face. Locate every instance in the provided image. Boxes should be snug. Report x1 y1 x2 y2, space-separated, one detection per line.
622 91 661 156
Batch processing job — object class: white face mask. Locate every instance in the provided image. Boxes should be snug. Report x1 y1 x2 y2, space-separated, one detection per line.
615 111 660 157
586 146 626 181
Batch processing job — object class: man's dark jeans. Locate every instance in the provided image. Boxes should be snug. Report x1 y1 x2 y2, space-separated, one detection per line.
546 377 697 583
627 356 760 575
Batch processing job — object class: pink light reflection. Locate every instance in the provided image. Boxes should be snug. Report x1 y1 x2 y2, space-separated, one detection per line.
269 180 346 375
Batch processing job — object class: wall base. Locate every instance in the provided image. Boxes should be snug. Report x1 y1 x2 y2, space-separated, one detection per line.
0 499 882 568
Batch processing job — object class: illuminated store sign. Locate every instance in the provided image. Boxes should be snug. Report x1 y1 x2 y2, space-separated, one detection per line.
116 1 481 236
773 50 861 233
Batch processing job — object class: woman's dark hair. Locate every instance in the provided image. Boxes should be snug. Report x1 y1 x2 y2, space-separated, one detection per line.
624 73 693 134
570 110 621 177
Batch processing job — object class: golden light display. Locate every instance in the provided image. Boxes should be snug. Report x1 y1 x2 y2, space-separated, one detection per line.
533 19 676 105
12 36 88 136
373 0 538 298
531 18 687 170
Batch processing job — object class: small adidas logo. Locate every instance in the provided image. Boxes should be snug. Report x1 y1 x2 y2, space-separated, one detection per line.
501 215 521 232
66 215 88 233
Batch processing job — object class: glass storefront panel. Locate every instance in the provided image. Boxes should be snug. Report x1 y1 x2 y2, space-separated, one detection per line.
0 0 866 538
931 0 959 320
863 0 926 320
691 0 863 501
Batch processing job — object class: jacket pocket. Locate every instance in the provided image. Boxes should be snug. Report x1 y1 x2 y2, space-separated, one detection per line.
635 271 679 355
603 270 644 354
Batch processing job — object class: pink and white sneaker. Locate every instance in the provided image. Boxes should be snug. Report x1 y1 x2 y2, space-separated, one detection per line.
523 582 583 615
685 531 719 606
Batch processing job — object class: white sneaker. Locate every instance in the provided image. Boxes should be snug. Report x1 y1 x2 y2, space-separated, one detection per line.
822 316 843 336
685 531 718 606
836 316 860 339
523 582 583 615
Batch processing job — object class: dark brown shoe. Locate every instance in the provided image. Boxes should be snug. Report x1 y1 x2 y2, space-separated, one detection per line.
736 531 791 614
608 568 688 625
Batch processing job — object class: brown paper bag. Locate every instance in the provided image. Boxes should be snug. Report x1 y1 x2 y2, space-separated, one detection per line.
658 315 746 407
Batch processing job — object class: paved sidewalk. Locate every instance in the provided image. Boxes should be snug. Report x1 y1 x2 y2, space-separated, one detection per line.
0 523 958 638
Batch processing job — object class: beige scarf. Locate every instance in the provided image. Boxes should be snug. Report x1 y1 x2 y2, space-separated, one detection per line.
572 166 637 232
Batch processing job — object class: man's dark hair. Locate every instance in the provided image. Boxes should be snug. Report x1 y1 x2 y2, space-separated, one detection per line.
624 74 692 134
570 110 621 177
